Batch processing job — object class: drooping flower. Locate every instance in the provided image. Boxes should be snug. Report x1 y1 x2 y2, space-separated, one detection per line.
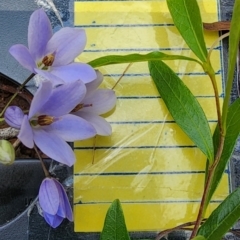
4 80 96 166
72 70 116 136
9 9 96 85
39 178 73 228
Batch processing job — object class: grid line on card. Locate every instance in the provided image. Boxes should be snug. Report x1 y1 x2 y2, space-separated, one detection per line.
76 23 175 27
83 47 221 52
103 71 221 76
74 200 224 204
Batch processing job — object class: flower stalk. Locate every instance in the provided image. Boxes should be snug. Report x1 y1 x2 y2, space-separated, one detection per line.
203 63 223 137
34 145 50 178
0 73 35 118
190 60 226 239
155 219 206 240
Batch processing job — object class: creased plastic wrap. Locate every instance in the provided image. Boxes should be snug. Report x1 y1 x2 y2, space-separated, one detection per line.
73 0 229 232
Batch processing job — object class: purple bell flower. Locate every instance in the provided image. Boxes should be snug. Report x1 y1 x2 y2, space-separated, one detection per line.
39 178 73 228
9 9 96 85
73 70 117 136
4 80 96 166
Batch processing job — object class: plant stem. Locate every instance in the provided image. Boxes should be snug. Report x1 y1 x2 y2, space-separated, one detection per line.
0 73 35 118
155 219 206 240
190 131 225 239
0 83 33 104
34 145 50 178
12 139 20 148
206 66 223 135
190 61 226 238
0 118 5 126
207 32 230 63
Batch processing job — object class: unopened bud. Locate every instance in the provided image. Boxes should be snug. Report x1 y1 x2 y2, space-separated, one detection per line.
0 140 15 165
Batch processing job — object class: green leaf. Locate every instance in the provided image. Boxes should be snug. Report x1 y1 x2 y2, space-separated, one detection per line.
205 98 240 206
222 0 240 132
192 236 206 240
166 0 208 62
88 51 202 68
198 187 240 239
149 60 214 161
100 199 130 240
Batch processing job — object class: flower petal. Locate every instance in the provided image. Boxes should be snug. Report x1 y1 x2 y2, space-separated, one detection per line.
9 44 36 72
44 114 96 141
29 80 53 119
82 89 116 115
46 28 86 66
28 9 52 61
54 179 73 220
34 68 65 86
33 129 76 166
54 181 66 218
50 63 97 84
75 111 112 136
39 178 59 215
43 212 64 228
85 70 103 94
56 180 73 221
39 81 86 117
4 106 24 129
18 115 34 148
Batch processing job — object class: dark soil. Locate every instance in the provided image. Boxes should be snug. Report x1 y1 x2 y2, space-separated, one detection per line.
0 73 47 158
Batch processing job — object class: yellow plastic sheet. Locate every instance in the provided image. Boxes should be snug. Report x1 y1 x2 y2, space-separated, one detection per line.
73 0 229 232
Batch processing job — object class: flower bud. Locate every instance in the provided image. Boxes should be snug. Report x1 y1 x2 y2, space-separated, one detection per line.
0 140 15 165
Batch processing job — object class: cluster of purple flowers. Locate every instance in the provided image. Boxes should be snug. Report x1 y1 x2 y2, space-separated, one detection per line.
4 9 116 228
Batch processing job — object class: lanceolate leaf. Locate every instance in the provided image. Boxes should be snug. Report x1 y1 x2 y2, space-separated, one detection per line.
222 0 240 131
149 60 214 162
198 187 240 240
192 236 206 240
100 199 130 240
166 0 208 62
205 99 240 206
88 51 202 68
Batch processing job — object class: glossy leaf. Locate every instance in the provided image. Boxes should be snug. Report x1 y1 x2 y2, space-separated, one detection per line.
198 187 240 239
222 0 240 131
88 51 201 68
100 199 130 240
166 0 208 62
149 60 214 162
205 98 240 206
192 236 206 240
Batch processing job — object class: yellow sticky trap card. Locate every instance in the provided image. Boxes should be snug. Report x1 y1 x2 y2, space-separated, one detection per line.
73 0 229 232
